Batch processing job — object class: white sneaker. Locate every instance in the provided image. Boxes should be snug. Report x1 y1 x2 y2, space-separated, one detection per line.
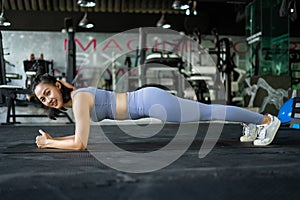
240 123 258 142
253 114 281 146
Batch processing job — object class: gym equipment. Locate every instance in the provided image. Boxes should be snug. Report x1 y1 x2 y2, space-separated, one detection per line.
208 29 238 104
137 28 213 103
144 50 185 97
278 97 300 129
289 49 300 92
290 97 300 129
0 29 24 107
0 31 5 86
24 59 54 89
278 97 293 123
0 33 22 84
185 30 211 104
99 28 238 105
246 0 289 76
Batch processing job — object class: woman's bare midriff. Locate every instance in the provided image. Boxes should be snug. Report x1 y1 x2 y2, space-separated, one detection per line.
115 92 128 120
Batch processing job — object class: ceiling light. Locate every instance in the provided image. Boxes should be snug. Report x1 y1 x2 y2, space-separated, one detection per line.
0 0 10 26
172 0 182 9
162 24 171 29
0 12 10 26
185 9 190 15
172 0 190 10
181 5 190 10
77 0 96 8
289 0 297 21
185 0 197 16
78 12 94 29
156 14 171 29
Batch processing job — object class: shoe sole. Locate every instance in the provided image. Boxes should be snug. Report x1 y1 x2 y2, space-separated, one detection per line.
253 117 281 146
240 136 256 142
240 125 258 142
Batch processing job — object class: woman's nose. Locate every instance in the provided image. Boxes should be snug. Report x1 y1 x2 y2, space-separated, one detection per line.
46 97 51 105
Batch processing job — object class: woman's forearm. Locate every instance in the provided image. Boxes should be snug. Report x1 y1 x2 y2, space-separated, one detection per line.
45 136 85 150
52 135 75 140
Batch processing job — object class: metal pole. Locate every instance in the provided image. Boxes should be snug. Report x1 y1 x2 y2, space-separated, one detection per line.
0 31 6 85
65 18 76 84
138 27 147 87
112 52 116 91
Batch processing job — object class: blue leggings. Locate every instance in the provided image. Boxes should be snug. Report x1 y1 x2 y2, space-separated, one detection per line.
127 87 264 125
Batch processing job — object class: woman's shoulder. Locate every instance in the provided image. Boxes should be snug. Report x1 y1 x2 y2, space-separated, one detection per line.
72 87 113 98
75 87 97 92
72 87 98 98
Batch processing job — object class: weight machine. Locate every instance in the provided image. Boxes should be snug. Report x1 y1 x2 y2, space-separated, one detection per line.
134 27 212 104
208 29 244 105
102 27 241 105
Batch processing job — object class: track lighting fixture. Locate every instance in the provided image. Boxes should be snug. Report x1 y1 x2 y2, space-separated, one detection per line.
156 14 171 29
0 0 10 27
78 12 94 29
77 0 96 8
172 0 189 10
172 0 197 16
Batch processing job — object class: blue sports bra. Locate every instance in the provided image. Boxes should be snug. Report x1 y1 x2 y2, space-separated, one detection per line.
72 87 116 122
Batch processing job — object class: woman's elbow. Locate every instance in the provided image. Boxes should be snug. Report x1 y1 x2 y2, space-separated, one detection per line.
73 141 87 150
74 135 88 150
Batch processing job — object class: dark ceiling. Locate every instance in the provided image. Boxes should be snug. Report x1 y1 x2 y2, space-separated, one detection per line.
0 0 299 37
1 0 250 13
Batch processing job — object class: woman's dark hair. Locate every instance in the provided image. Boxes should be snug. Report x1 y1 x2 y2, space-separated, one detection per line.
31 73 73 120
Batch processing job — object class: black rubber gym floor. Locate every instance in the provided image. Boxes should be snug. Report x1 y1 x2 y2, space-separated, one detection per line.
0 123 299 200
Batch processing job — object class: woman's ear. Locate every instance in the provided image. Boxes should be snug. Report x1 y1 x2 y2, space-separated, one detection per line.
55 81 62 89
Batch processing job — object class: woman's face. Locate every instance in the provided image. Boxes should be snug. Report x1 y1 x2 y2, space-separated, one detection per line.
34 82 64 109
